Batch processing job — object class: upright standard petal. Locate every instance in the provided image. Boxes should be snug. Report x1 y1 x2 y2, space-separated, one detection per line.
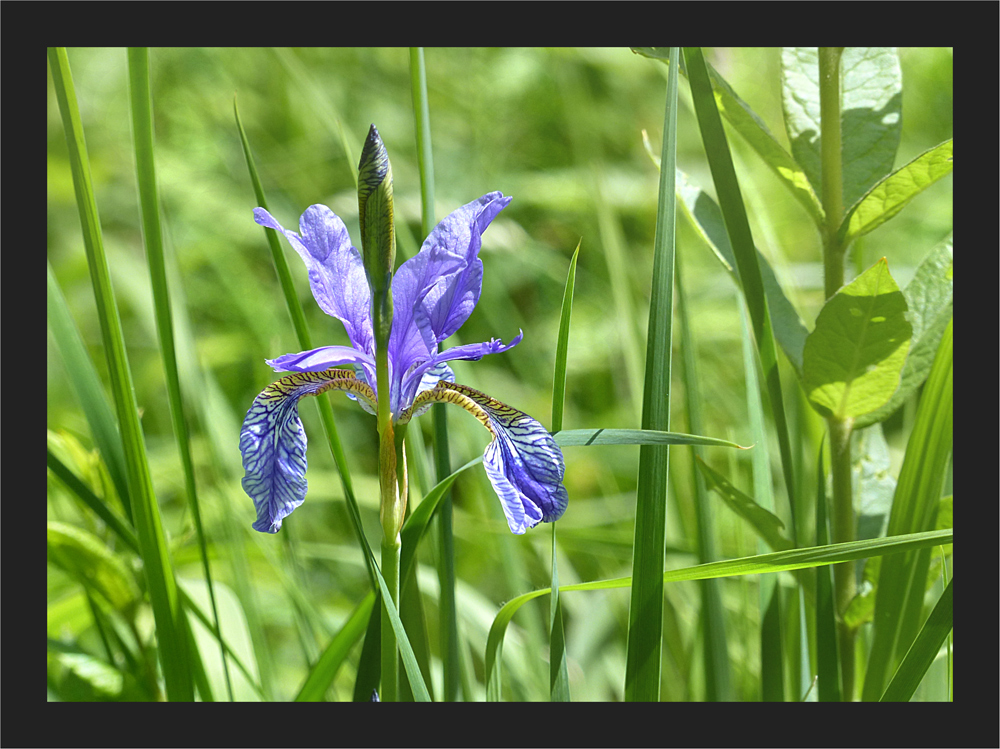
240 369 376 533
399 380 567 535
254 206 374 358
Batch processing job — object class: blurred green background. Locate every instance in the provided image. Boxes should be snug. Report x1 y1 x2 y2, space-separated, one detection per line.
47 48 952 700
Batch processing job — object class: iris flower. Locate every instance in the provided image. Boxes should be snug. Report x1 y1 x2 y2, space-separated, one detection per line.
240 192 568 535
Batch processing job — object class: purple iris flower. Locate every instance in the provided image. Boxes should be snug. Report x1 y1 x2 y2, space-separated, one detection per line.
240 192 567 535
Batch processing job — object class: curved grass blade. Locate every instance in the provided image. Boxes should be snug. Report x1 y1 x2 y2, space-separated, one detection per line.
878 578 952 702
554 428 747 449
127 47 233 701
295 592 376 701
624 46 679 702
684 46 798 540
49 46 192 701
862 318 952 700
548 241 579 702
486 529 951 700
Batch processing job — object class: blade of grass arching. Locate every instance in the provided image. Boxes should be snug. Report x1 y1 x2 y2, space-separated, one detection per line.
49 47 193 701
47 263 132 523
675 250 731 701
624 45 679 702
683 47 798 542
878 577 952 702
814 439 842 701
409 46 456 702
127 47 233 702
862 318 953 701
486 529 952 699
738 301 784 701
548 240 580 702
234 99 376 591
295 591 376 701
555 429 746 450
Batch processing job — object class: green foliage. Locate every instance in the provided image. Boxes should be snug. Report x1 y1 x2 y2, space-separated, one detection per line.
47 47 951 705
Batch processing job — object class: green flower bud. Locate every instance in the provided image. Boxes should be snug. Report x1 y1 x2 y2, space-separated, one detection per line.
358 124 395 345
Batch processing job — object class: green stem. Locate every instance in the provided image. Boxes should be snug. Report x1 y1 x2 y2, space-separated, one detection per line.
818 46 856 700
380 531 401 702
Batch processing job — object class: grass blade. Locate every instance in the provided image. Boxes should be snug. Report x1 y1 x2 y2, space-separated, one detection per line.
862 318 953 700
814 439 842 701
684 46 798 541
878 578 953 702
295 592 376 701
127 47 233 701
555 428 746 449
624 45 679 702
49 46 192 701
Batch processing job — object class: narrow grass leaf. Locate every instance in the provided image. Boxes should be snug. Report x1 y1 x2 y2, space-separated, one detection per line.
676 250 731 700
548 241 579 702
47 263 132 522
555 428 746 449
295 592 376 701
814 439 842 701
879 578 953 702
684 46 799 539
696 457 792 552
49 46 193 701
862 318 952 700
486 529 951 698
624 46 678 702
127 47 233 701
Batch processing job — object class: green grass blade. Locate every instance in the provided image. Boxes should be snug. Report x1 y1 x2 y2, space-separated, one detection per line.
547 241 579 702
486 529 952 698
47 263 132 521
878 578 952 702
555 428 746 449
675 251 731 700
624 45 679 702
295 592 376 701
696 457 792 552
862 318 953 700
814 439 842 701
49 46 193 702
684 46 798 540
127 47 233 702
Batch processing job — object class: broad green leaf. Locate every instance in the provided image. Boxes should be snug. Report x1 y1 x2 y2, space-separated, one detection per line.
675 170 811 376
633 47 823 223
802 258 911 419
695 457 793 552
47 522 139 612
782 48 902 209
855 235 953 428
840 140 953 245
879 578 953 702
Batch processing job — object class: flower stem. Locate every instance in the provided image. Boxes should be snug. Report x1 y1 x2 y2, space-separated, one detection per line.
380 530 401 702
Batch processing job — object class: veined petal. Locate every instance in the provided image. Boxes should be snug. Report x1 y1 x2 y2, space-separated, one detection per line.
254 206 374 358
240 370 376 533
387 192 511 401
398 381 566 535
398 332 522 413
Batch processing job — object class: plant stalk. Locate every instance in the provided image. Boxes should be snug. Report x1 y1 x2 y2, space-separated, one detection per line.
818 46 856 700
